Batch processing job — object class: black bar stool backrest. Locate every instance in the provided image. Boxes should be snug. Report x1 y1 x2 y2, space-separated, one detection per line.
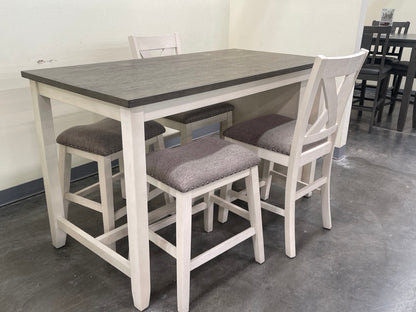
361 26 392 67
372 20 410 61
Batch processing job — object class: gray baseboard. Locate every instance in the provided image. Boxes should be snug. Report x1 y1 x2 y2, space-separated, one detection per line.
333 145 346 160
0 161 99 208
0 123 220 208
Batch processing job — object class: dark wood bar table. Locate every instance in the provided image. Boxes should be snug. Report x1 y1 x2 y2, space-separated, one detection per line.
21 49 313 311
388 34 416 131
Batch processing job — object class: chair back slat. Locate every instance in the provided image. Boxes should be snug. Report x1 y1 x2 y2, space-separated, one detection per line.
129 33 181 59
372 20 410 60
361 26 391 67
290 50 368 160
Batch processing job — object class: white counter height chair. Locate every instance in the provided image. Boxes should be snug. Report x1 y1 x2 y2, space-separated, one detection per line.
146 136 264 312
218 50 367 258
57 118 166 248
128 33 234 144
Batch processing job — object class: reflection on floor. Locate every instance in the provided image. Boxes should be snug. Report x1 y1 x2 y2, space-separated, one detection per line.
1 105 416 312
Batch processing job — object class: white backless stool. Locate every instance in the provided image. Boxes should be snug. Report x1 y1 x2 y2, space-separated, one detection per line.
56 118 166 247
128 33 234 144
146 136 264 312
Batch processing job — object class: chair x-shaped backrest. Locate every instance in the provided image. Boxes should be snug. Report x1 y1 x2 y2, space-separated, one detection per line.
289 50 368 164
129 33 181 59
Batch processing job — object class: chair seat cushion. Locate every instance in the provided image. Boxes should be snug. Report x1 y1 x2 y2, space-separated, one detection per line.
223 114 322 155
359 64 392 76
56 118 165 156
390 60 410 75
146 137 260 192
166 102 234 124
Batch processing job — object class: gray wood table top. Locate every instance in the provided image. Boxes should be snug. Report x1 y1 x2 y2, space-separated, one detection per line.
21 49 314 108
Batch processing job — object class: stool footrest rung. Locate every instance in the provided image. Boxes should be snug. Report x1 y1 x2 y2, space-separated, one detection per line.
190 227 255 271
57 217 130 277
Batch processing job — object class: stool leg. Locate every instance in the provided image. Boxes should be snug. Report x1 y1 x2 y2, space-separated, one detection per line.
203 191 214 232
245 167 265 264
58 145 71 218
98 156 116 250
218 183 231 223
176 193 193 312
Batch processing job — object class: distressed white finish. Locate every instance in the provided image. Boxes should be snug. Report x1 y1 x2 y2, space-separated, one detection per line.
147 165 264 312
128 33 234 143
28 51 311 311
58 132 165 250
221 50 368 258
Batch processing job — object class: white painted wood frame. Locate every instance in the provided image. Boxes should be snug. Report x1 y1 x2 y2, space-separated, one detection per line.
28 59 311 311
220 50 368 259
147 165 264 312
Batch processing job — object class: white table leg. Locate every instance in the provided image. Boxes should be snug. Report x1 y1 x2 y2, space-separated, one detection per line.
30 81 67 248
120 108 151 311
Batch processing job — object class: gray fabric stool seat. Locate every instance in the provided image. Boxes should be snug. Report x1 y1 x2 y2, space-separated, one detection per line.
166 103 234 124
145 136 264 311
57 118 166 156
146 136 260 192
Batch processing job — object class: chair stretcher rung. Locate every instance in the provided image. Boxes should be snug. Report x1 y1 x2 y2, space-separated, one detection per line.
75 172 123 197
96 224 128 245
211 194 250 220
57 217 130 277
190 227 255 271
295 176 327 200
149 230 176 258
261 201 285 216
65 193 101 212
149 202 207 232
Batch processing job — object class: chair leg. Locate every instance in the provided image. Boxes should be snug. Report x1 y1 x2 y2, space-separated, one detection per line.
389 75 403 115
284 168 298 258
245 167 265 264
203 191 214 232
58 145 71 218
358 80 367 117
260 160 274 200
377 77 390 123
176 193 193 312
301 161 316 198
98 156 116 250
368 80 382 133
154 134 165 151
321 154 333 230
180 125 193 145
217 183 231 223
219 111 233 138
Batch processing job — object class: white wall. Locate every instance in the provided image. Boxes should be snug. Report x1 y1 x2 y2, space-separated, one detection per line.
365 0 416 63
229 0 367 150
0 0 230 190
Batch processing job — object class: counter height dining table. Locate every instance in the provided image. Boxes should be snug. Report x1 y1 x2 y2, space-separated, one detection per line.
21 49 314 310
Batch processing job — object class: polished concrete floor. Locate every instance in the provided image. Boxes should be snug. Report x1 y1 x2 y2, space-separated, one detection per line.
1 105 416 312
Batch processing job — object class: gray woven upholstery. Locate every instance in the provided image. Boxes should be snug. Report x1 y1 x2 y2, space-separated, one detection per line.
146 137 260 192
166 102 234 124
224 114 320 155
56 118 166 156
